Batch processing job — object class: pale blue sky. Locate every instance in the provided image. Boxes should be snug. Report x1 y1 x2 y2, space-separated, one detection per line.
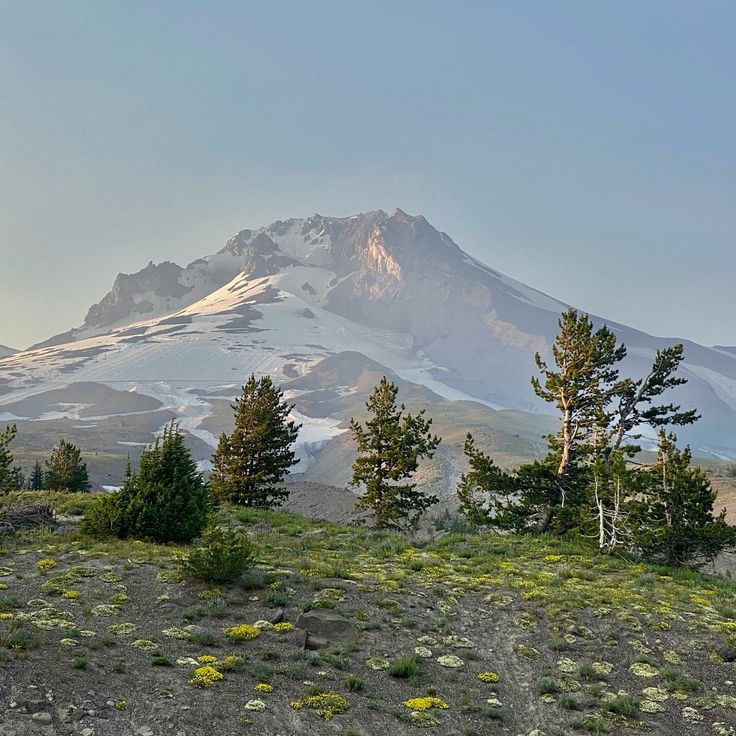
1 1 734 349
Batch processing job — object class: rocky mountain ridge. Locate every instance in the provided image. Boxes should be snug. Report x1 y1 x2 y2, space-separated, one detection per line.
2 209 736 493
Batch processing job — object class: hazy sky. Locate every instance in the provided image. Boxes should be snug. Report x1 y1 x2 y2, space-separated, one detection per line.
1 1 735 349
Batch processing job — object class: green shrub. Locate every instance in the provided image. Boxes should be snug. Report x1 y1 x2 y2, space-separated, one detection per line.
603 693 637 717
81 422 210 544
345 675 364 691
536 676 561 695
80 493 121 539
389 655 420 679
0 595 20 612
182 522 255 583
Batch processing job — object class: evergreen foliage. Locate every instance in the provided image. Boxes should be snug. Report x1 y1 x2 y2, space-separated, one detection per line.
81 422 210 543
629 430 735 566
0 425 21 494
211 375 301 508
350 377 441 530
457 435 589 534
456 433 514 527
44 439 90 492
29 461 44 491
182 519 255 582
457 308 731 565
532 309 626 477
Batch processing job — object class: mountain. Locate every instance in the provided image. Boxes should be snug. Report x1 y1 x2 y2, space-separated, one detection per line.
1 209 735 493
0 345 17 359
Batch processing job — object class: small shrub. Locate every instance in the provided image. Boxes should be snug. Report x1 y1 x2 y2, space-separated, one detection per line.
483 705 506 720
265 589 288 607
72 656 88 670
559 693 580 710
0 595 19 612
536 676 561 695
390 655 420 679
182 606 206 622
4 625 37 650
182 523 255 583
345 675 364 692
659 667 701 692
206 598 229 618
603 693 637 717
190 630 218 647
79 494 120 539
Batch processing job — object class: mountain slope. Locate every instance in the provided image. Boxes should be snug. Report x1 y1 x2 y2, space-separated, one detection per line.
1 209 735 493
3 507 736 735
0 345 17 359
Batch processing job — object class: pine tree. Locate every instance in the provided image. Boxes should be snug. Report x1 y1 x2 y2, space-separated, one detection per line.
0 424 22 494
81 422 210 543
608 344 699 459
457 434 514 527
629 431 735 566
457 433 589 534
533 309 625 477
457 309 699 547
44 439 91 492
211 375 301 507
350 377 441 530
29 460 44 491
530 309 697 538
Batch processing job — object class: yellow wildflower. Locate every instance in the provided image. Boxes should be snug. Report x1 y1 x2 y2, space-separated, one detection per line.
403 696 449 712
224 624 261 642
36 559 57 574
189 665 223 688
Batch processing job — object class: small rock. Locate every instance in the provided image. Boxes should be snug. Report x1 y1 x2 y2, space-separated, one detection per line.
296 609 359 648
305 631 330 650
136 728 154 736
31 712 53 725
24 699 47 714
80 729 94 736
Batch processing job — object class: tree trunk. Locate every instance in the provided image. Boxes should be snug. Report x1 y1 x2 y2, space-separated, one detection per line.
533 505 554 536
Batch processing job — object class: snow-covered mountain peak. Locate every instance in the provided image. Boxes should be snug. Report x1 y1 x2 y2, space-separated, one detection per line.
7 206 736 487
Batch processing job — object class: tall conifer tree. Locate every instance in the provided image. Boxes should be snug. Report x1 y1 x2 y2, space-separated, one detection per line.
29 460 44 491
350 377 441 530
0 424 21 494
211 375 301 507
44 439 90 492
